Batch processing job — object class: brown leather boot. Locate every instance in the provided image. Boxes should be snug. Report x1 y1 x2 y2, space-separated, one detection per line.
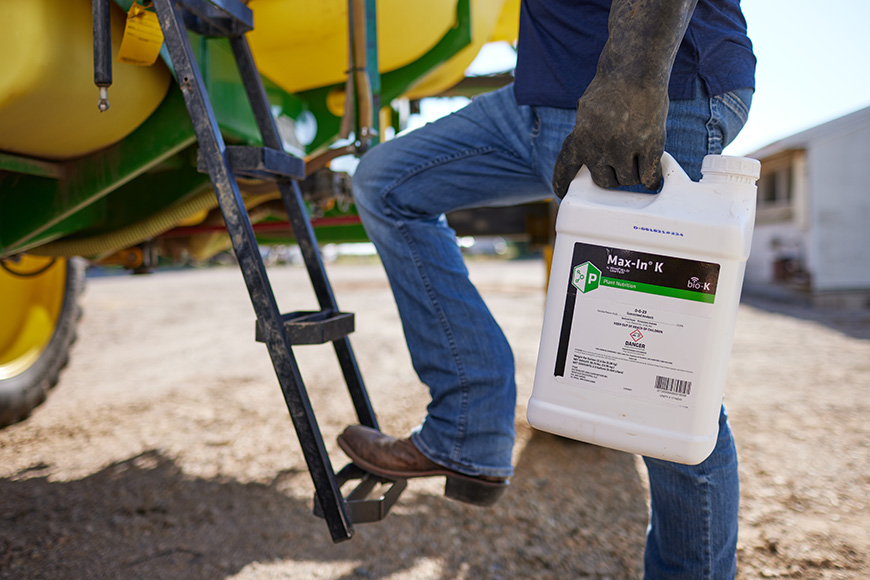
337 425 508 506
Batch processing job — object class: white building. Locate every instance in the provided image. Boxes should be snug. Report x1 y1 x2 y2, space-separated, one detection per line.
744 106 870 308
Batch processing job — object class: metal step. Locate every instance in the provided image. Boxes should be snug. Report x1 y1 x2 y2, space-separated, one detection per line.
197 146 305 181
255 310 354 345
314 464 407 524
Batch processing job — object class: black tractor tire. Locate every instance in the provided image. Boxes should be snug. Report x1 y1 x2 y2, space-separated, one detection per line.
0 257 85 428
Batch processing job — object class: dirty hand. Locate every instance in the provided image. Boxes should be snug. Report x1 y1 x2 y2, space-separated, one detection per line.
552 75 668 196
551 0 699 198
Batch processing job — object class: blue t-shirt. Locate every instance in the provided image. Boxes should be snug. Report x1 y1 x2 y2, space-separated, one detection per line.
513 0 756 108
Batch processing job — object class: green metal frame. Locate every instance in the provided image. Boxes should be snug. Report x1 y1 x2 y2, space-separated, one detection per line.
0 0 474 259
0 89 197 256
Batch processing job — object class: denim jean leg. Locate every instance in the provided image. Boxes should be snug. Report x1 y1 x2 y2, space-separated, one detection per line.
352 87 553 478
643 408 740 580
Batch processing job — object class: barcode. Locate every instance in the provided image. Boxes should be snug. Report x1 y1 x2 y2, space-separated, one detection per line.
654 375 692 395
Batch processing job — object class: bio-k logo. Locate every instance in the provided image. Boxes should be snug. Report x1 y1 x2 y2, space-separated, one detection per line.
572 262 601 293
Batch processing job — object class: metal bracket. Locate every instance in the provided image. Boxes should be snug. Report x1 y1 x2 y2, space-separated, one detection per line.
177 0 253 36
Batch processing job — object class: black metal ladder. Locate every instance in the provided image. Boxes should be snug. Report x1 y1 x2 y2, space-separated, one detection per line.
151 0 405 543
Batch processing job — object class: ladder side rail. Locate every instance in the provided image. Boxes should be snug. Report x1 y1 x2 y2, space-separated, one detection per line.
152 0 353 542
228 36 378 430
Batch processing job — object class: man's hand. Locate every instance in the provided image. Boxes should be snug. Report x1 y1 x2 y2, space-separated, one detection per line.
551 0 699 198
552 75 668 195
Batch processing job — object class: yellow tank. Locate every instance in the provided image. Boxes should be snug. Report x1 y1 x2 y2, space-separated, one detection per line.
248 0 452 93
0 0 172 160
491 0 521 43
247 0 519 98
0 0 519 161
404 0 519 99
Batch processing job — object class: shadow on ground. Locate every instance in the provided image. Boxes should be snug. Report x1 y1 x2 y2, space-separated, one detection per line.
0 430 648 580
741 294 870 340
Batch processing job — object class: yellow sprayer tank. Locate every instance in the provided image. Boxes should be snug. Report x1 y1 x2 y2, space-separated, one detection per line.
0 0 172 160
0 0 519 160
247 0 519 99
404 0 519 99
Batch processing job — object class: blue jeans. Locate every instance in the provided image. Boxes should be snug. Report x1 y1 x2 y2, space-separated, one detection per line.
352 81 752 580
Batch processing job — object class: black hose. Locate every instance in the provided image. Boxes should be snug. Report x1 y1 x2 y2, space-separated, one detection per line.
92 0 112 110
92 0 112 87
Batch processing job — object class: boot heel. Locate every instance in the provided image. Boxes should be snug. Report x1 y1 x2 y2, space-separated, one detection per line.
444 475 508 507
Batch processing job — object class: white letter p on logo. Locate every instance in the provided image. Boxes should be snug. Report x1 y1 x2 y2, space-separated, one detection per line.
572 262 602 293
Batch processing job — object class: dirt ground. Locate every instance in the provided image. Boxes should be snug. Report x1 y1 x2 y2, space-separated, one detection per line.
1 258 868 580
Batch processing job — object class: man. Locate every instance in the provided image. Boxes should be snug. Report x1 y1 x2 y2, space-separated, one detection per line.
338 0 755 577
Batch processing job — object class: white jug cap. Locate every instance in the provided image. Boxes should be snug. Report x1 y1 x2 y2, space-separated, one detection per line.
701 155 761 180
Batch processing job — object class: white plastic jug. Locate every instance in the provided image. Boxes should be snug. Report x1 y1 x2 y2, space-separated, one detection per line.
528 153 761 464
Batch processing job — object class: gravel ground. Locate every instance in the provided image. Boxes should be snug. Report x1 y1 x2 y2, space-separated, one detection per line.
1 258 868 579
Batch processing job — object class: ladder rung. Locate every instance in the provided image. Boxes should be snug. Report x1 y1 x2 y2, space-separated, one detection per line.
179 0 252 37
313 464 407 524
198 146 305 181
256 310 355 345
229 146 306 181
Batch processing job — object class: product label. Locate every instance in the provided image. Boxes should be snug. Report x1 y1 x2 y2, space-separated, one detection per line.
554 242 721 406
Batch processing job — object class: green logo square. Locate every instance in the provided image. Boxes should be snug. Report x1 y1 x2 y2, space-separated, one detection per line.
572 262 601 293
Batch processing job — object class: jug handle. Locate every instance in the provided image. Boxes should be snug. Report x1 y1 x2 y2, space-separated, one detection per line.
569 151 692 195
659 152 693 190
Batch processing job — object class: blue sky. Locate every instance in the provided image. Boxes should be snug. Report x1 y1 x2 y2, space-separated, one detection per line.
726 0 870 154
452 0 870 156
